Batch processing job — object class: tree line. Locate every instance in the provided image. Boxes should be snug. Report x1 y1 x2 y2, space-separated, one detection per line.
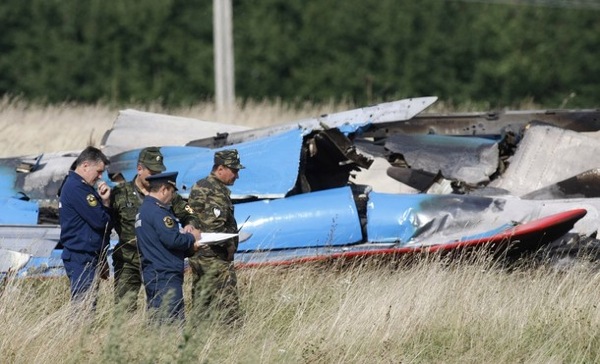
0 0 598 108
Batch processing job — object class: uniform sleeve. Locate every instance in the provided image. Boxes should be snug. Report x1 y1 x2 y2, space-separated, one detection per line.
151 209 195 251
171 193 200 229
66 182 111 232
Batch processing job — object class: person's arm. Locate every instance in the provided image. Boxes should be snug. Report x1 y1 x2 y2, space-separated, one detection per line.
171 192 201 229
67 183 111 232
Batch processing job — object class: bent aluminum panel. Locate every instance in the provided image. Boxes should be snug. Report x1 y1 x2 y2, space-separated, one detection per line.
0 224 60 256
235 186 362 251
364 109 600 137
366 192 505 244
522 169 600 200
101 109 250 156
187 97 438 147
109 128 304 199
490 124 600 196
0 248 30 273
16 249 64 278
385 134 499 185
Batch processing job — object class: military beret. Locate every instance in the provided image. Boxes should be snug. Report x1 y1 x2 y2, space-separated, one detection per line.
146 171 178 191
138 147 166 172
214 149 245 170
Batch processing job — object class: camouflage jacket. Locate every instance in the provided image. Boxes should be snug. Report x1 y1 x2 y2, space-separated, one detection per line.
187 173 238 261
110 176 199 247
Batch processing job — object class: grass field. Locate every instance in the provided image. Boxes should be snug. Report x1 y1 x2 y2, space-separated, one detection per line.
1 99 599 363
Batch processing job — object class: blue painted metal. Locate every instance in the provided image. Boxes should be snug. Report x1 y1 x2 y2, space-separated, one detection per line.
366 192 500 244
108 128 304 199
235 187 362 251
0 165 20 198
235 186 363 251
16 249 65 278
0 197 39 224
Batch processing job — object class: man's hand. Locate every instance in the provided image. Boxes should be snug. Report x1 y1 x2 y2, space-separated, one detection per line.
183 224 197 234
97 180 111 207
187 226 201 242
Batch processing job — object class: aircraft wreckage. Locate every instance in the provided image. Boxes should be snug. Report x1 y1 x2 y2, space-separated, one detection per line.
2 96 600 276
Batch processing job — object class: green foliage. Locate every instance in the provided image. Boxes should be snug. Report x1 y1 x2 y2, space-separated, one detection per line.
0 0 598 107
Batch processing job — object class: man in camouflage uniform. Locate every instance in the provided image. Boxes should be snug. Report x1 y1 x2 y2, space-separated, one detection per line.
110 147 200 310
187 149 243 323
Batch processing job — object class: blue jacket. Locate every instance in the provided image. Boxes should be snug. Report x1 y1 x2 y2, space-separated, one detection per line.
59 171 111 254
136 195 195 276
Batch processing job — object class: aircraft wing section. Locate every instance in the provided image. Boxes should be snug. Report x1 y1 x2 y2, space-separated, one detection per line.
101 109 250 156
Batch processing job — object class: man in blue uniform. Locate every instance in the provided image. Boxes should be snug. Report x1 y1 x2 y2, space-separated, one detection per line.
59 146 112 303
110 146 200 311
135 171 202 323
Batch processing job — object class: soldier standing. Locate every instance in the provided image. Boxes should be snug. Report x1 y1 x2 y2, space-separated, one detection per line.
135 171 202 323
110 147 200 311
59 146 112 303
187 149 244 323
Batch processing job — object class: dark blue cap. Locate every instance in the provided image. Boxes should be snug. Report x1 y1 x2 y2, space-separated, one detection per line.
146 171 178 191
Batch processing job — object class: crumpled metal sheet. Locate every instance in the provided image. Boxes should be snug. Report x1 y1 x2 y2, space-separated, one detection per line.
490 124 600 196
385 134 499 185
522 169 600 200
186 97 438 148
365 192 600 246
0 248 30 273
101 109 250 156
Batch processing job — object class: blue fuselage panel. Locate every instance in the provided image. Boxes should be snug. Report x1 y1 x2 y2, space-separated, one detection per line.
236 186 363 251
108 128 303 199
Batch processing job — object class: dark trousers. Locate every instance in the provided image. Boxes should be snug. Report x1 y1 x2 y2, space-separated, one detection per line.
62 248 99 302
143 272 185 323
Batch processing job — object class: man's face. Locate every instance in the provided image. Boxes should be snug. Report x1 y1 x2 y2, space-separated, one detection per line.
137 164 159 189
219 165 239 186
162 184 176 204
81 161 106 186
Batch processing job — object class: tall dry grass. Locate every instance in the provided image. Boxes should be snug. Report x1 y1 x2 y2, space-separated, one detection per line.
1 256 600 363
0 97 360 158
1 98 598 363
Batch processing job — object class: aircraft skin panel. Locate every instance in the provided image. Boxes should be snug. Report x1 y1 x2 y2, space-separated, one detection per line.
182 128 303 199
366 193 506 244
108 128 304 199
102 109 250 156
0 224 60 256
0 248 31 273
236 208 587 268
490 124 600 196
0 165 20 198
0 197 39 224
16 249 64 278
186 97 439 147
385 134 499 185
235 186 363 251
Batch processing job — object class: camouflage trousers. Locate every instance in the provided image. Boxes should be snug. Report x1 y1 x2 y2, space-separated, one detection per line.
112 242 143 311
188 255 240 324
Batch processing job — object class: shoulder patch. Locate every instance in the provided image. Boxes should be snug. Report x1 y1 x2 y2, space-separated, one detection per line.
213 208 221 218
86 194 98 207
163 216 175 228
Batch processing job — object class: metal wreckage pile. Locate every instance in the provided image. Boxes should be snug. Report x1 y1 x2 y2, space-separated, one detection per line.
2 96 600 277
